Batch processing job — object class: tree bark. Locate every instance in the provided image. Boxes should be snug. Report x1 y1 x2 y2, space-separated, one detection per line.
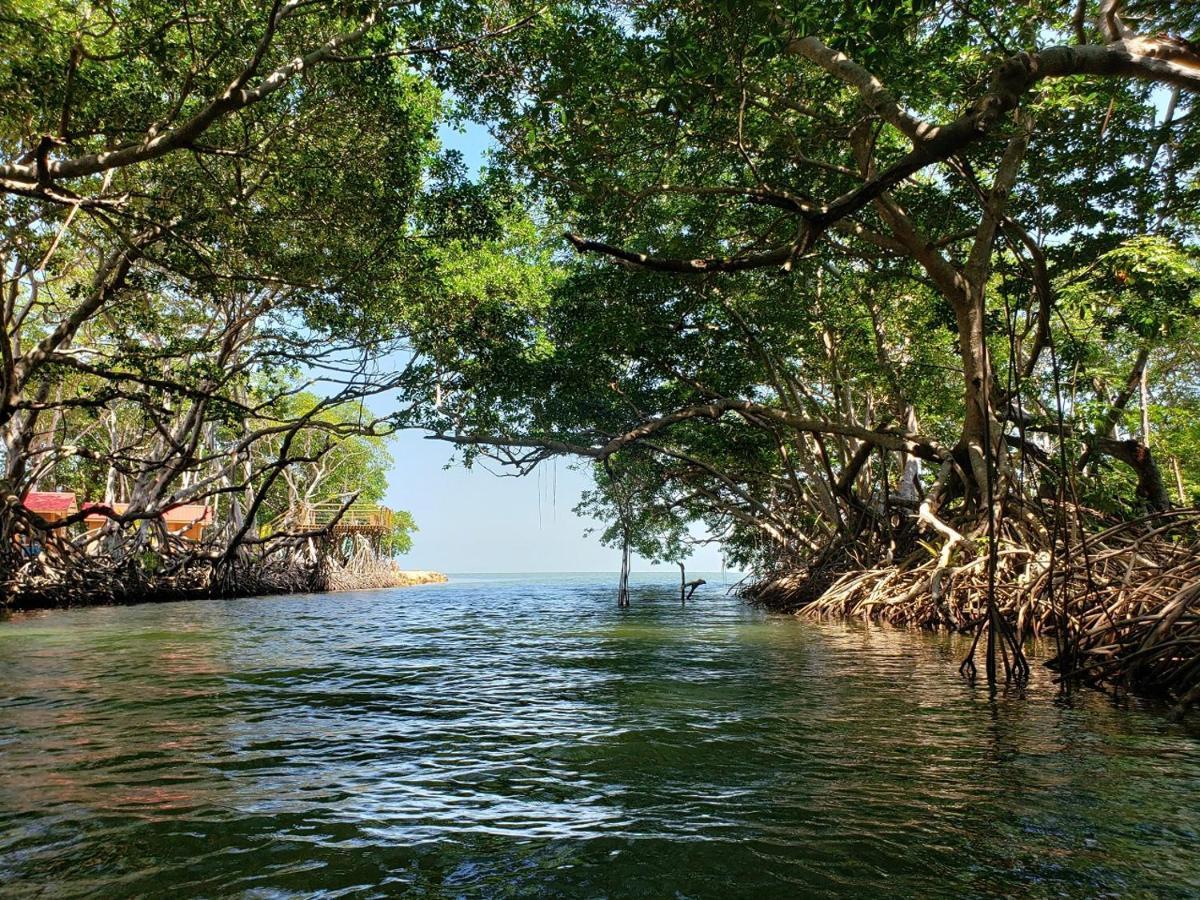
1094 437 1172 511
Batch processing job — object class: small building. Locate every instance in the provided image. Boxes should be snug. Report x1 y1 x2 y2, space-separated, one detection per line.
164 504 214 541
21 491 79 526
83 502 214 542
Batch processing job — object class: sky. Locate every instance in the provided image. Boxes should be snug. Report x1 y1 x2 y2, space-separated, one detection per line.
377 121 729 574
382 431 727 573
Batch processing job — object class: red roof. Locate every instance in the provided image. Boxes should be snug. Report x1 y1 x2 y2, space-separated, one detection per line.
22 491 78 514
82 502 212 525
164 504 213 525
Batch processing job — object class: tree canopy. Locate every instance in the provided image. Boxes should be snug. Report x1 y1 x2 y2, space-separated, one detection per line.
0 0 540 598
411 0 1200 564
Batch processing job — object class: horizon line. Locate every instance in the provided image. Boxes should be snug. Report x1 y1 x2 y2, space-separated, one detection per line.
431 569 747 575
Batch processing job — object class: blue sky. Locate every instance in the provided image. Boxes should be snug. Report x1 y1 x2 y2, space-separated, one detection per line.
383 431 727 573
378 122 728 574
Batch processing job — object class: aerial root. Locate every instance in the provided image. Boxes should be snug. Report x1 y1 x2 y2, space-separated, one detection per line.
746 508 1200 712
3 515 334 609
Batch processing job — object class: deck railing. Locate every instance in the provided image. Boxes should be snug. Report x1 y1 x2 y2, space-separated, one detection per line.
265 502 394 534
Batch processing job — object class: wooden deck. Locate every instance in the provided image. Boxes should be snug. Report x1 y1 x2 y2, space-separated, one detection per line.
271 502 395 536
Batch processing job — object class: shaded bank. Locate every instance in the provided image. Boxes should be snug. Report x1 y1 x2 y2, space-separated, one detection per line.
3 486 438 612
4 551 445 612
745 508 1200 718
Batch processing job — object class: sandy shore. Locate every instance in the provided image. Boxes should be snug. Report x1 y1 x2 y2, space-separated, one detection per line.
326 568 448 592
392 570 448 586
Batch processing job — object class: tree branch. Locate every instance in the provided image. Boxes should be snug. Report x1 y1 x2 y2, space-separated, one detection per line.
565 32 1200 274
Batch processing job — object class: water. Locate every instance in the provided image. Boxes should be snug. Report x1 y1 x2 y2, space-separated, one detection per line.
1 573 1198 898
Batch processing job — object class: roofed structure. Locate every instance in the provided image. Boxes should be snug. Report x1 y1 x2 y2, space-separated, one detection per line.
21 492 79 524
83 502 214 541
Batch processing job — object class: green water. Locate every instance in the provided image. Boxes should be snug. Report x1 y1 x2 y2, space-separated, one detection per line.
1 573 1198 897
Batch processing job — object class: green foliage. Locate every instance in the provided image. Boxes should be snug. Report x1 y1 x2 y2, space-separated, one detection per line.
425 0 1200 561
380 509 418 558
1061 238 1200 342
577 452 693 564
6 0 1200 577
254 392 396 514
0 1 533 565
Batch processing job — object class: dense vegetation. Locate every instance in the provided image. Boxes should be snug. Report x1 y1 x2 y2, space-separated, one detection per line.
0 0 529 601
2 1 1198 709
421 0 1200 703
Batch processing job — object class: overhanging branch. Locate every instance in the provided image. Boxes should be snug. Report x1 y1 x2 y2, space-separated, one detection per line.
566 28 1200 274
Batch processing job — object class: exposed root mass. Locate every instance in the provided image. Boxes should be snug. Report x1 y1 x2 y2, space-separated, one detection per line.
2 523 439 611
746 508 1200 715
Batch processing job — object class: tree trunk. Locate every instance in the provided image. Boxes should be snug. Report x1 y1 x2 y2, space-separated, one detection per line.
1172 456 1187 506
1095 437 1172 512
897 405 922 500
953 293 997 505
617 530 631 608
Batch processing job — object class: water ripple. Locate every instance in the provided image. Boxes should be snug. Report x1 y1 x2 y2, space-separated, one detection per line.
1 573 1199 897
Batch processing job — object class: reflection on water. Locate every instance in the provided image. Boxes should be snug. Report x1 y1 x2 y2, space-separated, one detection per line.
1 573 1198 897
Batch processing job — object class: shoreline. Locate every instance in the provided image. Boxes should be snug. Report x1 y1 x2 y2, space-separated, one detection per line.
3 563 448 614
6 565 1195 719
326 569 448 592
743 557 1199 720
